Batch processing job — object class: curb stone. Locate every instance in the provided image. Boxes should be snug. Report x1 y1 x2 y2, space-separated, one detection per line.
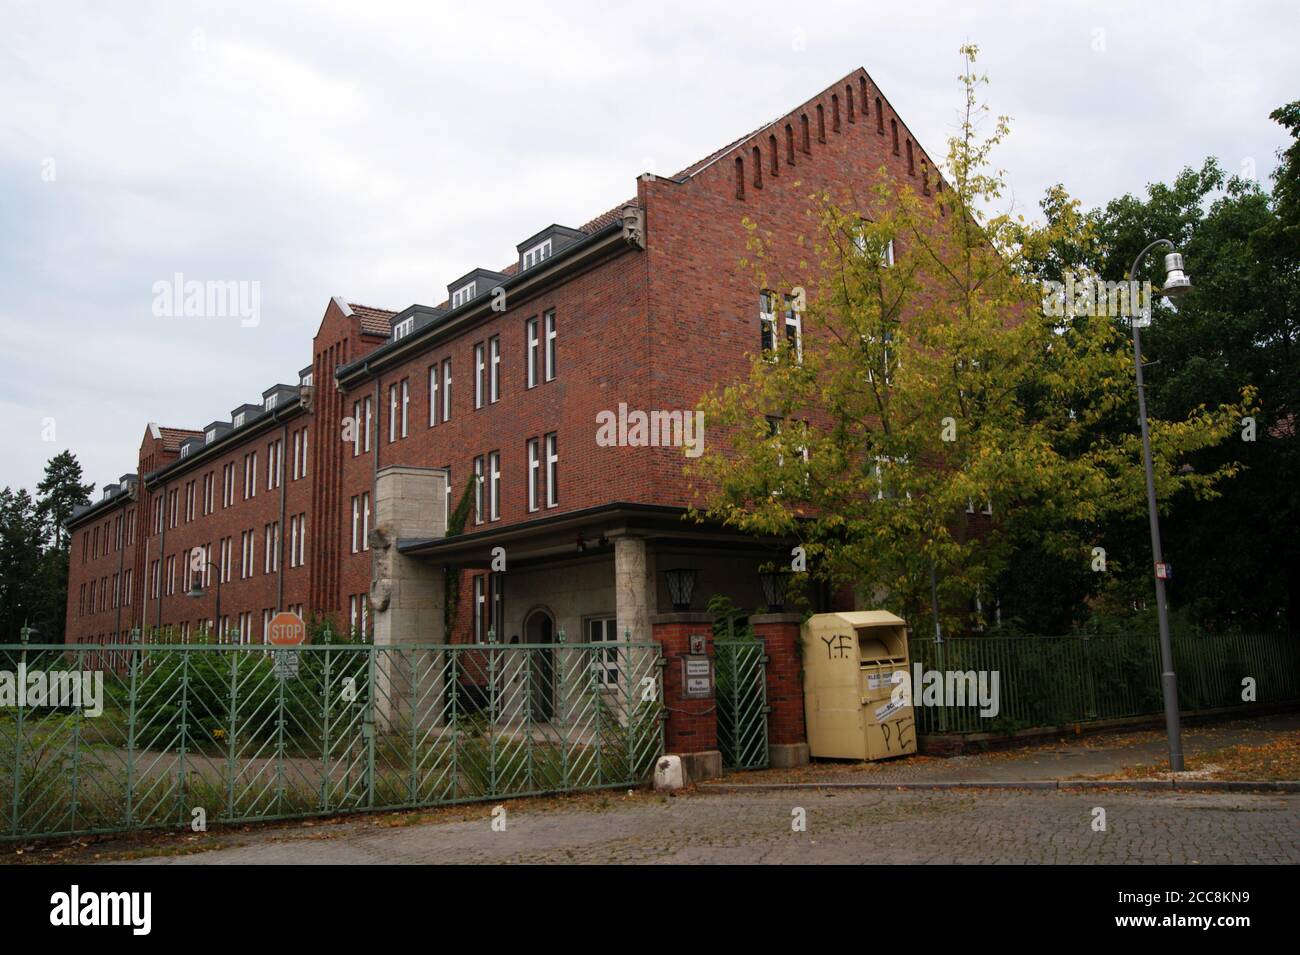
701 779 1300 793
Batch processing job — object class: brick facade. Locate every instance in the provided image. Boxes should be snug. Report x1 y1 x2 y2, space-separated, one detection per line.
64 66 941 653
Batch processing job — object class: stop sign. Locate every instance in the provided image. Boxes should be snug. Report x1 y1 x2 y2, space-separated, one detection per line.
267 611 306 646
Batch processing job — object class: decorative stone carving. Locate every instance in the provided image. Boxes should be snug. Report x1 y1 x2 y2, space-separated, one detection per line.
621 204 645 250
369 522 394 612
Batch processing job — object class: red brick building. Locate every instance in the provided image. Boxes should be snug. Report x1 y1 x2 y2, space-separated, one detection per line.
65 68 941 768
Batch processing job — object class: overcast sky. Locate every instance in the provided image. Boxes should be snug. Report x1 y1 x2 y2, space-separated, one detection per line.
1 0 1295 496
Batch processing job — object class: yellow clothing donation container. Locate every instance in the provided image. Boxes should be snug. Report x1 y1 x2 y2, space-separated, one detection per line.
801 611 917 761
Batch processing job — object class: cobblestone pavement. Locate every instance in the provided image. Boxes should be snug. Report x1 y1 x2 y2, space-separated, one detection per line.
128 788 1299 865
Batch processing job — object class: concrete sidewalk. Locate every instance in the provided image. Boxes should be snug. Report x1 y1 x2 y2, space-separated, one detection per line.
715 712 1300 788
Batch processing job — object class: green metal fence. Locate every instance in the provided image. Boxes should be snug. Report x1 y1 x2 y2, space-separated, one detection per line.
714 639 769 769
910 631 1300 735
0 641 664 841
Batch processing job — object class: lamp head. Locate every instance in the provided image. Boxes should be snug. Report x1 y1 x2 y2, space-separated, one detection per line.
1160 252 1192 300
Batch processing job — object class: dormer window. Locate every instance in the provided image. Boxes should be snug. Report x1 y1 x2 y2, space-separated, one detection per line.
301 371 313 387
264 393 279 411
522 239 552 270
451 282 478 308
205 429 216 444
180 445 191 458
392 317 415 341
233 412 246 427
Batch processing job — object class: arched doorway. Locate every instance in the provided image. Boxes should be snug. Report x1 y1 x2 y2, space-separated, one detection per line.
523 609 555 722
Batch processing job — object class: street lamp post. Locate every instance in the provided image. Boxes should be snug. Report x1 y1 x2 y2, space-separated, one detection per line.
185 561 222 642
1127 238 1192 772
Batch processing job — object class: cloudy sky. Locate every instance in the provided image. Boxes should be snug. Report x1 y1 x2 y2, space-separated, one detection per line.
1 0 1295 496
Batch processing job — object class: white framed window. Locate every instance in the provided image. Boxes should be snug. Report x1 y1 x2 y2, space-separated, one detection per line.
526 317 539 388
882 238 895 267
545 432 558 508
392 316 414 340
428 364 439 426
352 400 362 456
400 379 409 437
527 438 540 512
489 336 500 403
389 383 398 442
441 358 452 422
488 451 500 521
205 428 216 444
473 456 484 525
473 575 485 643
544 310 556 381
361 492 370 550
474 343 485 409
759 291 777 355
351 496 361 553
452 282 477 308
264 522 277 573
234 411 246 427
522 238 552 270
363 397 372 452
265 393 279 411
588 617 619 687
782 293 803 363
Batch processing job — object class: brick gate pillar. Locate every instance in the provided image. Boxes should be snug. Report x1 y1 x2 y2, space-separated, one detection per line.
650 612 722 783
751 612 810 768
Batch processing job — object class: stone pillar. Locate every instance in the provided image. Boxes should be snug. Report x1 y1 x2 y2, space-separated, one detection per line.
751 612 810 768
370 465 448 646
613 536 651 642
650 612 722 783
370 466 448 730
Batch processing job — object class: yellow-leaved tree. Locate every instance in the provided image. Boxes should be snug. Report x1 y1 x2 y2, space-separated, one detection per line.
689 45 1253 632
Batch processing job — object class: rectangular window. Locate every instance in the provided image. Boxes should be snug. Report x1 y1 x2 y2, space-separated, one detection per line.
544 310 556 382
474 342 485 409
527 438 540 512
352 400 362 456
588 617 619 686
401 378 410 437
351 497 360 553
488 451 500 521
389 383 398 442
292 430 302 480
545 432 558 508
783 293 803 363
361 492 370 550
489 336 500 403
267 439 282 490
522 238 552 270
428 364 439 426
473 575 485 643
473 456 484 525
452 281 477 308
760 291 777 354
264 522 278 574
526 317 539 388
363 397 372 452
441 359 452 422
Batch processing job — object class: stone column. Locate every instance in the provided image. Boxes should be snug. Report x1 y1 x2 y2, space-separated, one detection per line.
613 536 651 642
751 612 810 768
650 612 722 783
370 466 448 729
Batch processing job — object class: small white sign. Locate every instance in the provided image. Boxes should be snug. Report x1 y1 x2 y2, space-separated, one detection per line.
274 649 300 679
874 698 906 722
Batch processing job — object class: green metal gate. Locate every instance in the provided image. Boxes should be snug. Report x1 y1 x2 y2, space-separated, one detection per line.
0 640 664 841
714 639 769 770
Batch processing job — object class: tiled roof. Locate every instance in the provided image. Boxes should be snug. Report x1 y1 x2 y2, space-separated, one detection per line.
158 427 202 452
671 126 771 180
578 202 633 234
349 303 397 336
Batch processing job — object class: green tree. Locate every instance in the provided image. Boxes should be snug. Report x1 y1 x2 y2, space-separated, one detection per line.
1024 100 1300 630
690 45 1251 634
0 487 44 641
